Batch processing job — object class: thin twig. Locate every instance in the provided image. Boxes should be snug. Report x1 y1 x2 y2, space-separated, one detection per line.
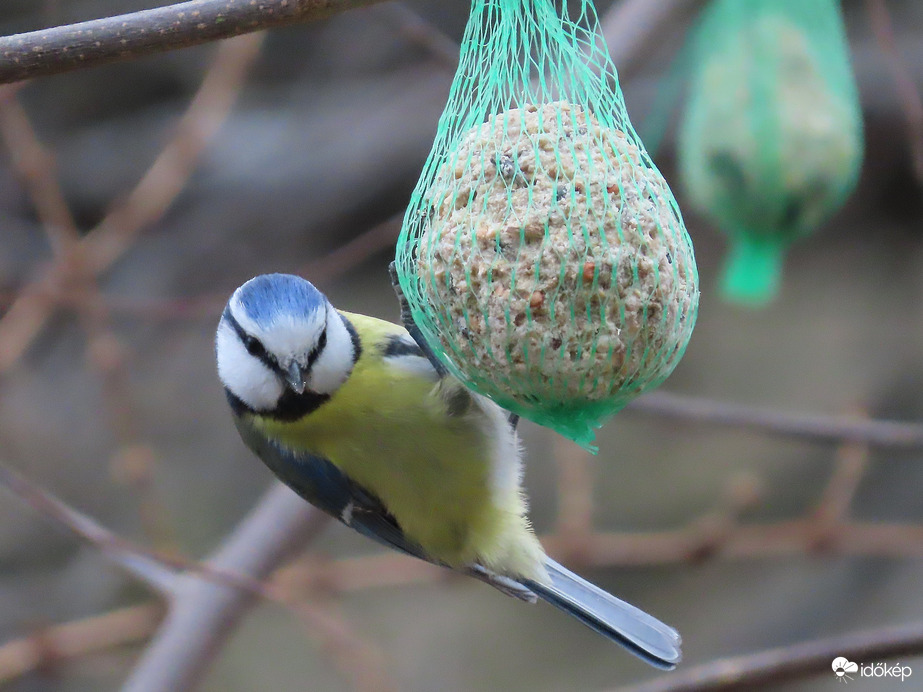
121 483 330 692
0 209 405 324
618 621 923 692
0 463 388 691
549 520 923 565
0 0 390 85
300 211 404 287
275 516 923 599
0 604 164 685
286 598 397 692
0 459 304 600
809 438 869 544
0 32 262 375
627 391 923 448
0 83 80 371
0 81 176 549
0 461 179 595
277 551 448 595
865 0 923 184
0 458 340 606
0 84 81 253
83 31 266 273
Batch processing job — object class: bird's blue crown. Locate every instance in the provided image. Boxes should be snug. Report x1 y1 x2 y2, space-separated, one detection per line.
236 274 325 329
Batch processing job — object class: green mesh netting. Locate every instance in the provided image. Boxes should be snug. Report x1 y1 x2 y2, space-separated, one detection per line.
394 0 699 450
678 0 863 305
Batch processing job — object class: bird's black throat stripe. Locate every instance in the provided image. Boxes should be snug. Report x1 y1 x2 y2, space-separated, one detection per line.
225 309 361 422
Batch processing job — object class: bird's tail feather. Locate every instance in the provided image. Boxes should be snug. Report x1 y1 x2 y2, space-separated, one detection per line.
524 558 682 669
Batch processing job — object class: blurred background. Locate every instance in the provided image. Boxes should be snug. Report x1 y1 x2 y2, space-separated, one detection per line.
0 0 922 690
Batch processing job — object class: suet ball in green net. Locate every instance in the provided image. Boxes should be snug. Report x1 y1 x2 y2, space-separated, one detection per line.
396 0 699 448
679 0 862 304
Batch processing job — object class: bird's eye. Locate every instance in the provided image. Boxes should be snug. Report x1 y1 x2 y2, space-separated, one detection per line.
243 335 263 357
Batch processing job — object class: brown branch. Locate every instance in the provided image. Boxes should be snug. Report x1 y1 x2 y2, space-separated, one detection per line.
82 30 265 273
618 621 923 692
0 83 78 371
285 598 396 692
0 84 81 253
0 604 164 685
0 460 181 594
5 426 922 685
121 483 330 692
627 391 923 448
0 463 389 691
809 438 869 541
276 517 923 600
0 82 176 548
299 211 404 287
556 520 923 565
0 0 390 86
0 459 310 600
865 0 923 185
0 31 261 376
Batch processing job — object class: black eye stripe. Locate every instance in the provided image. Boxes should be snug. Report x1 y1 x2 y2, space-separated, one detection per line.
224 306 328 376
306 327 327 369
224 308 274 369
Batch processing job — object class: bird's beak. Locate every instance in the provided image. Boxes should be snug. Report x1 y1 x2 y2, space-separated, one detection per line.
284 361 307 394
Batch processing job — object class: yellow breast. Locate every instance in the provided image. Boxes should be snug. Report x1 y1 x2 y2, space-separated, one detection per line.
256 311 502 567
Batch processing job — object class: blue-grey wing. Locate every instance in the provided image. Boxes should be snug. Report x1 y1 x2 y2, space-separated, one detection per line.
232 412 536 601
232 413 428 561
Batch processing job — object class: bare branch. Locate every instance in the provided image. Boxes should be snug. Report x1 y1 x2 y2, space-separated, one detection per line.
275 516 923 601
0 0 389 86
0 460 301 600
0 31 261 375
299 211 404 287
0 84 81 253
0 604 163 685
618 621 923 692
0 461 179 595
83 31 265 273
627 391 923 448
0 458 381 690
0 81 176 548
555 520 923 565
285 598 397 692
810 437 869 536
121 483 329 692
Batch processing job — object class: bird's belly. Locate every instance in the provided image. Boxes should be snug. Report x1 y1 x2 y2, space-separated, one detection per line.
281 413 497 567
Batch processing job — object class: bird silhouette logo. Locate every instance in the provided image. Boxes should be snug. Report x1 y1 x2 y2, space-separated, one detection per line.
832 657 859 683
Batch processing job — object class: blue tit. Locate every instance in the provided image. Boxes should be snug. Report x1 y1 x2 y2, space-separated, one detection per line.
215 271 681 669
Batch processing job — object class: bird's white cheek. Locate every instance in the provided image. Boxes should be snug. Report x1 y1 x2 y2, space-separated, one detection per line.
307 312 355 395
216 322 283 411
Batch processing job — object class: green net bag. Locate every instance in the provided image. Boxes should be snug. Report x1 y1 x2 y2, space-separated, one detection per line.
394 0 699 449
678 0 863 304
